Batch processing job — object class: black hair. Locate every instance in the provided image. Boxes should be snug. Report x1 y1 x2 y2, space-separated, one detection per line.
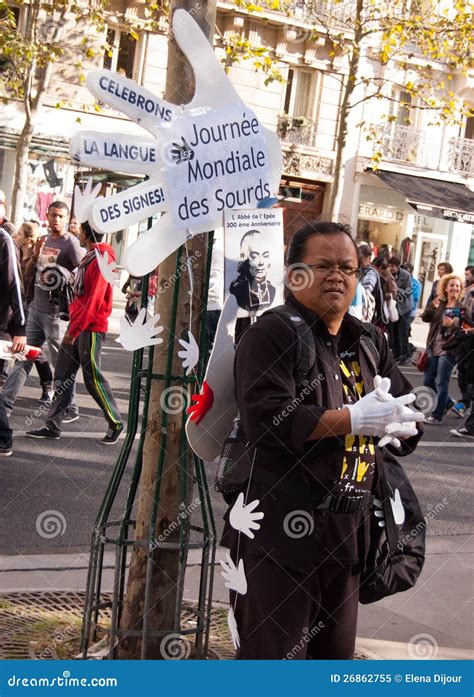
48 200 69 215
402 262 414 273
286 221 359 266
358 243 372 259
82 219 104 243
466 265 474 273
438 261 453 273
373 255 388 269
387 255 401 267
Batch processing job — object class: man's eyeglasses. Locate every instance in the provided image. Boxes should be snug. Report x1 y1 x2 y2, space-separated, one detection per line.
306 263 361 278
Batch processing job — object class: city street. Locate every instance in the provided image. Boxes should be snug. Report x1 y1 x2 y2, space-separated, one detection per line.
0 322 473 657
1 336 471 554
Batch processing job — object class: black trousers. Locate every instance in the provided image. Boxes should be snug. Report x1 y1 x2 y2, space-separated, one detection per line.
46 331 122 434
388 312 411 360
231 555 360 660
0 394 12 448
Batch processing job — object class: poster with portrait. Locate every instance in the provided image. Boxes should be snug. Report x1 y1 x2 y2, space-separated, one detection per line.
224 208 284 319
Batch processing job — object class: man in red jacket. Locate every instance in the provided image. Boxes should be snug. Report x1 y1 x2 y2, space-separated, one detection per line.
27 222 123 444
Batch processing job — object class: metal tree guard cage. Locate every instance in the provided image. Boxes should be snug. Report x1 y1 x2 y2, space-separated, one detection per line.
80 220 216 660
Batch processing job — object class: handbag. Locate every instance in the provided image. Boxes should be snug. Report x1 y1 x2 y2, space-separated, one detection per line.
416 349 429 372
387 296 399 322
359 449 426 604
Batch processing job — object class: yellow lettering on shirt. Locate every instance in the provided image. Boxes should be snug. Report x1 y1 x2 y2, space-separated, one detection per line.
357 460 370 482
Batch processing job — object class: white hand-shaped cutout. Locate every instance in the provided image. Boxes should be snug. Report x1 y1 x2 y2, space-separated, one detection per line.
70 10 282 276
373 489 405 528
73 177 102 223
95 249 120 287
178 331 199 375
220 553 247 595
119 307 164 351
227 607 240 651
229 492 264 540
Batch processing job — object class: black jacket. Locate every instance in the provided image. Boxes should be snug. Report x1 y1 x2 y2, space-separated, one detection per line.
0 226 26 338
221 295 422 572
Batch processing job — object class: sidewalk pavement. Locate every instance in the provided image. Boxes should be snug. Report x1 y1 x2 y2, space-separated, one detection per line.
0 535 472 660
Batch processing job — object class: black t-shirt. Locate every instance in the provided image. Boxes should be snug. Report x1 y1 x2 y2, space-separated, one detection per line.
318 332 376 566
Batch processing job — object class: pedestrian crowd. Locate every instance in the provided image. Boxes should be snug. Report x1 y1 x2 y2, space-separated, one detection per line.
349 246 474 439
0 189 123 457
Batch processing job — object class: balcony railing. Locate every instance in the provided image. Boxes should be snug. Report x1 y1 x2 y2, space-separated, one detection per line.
448 137 474 175
277 115 316 147
374 124 474 175
376 123 429 167
239 0 356 24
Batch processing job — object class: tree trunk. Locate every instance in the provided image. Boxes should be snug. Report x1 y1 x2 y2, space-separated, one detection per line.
327 0 364 217
11 120 35 228
117 0 217 660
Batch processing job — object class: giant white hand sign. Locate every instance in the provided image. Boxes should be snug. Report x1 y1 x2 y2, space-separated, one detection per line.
70 10 282 276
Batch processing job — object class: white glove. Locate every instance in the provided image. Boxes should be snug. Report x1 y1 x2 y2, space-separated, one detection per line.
372 375 420 448
379 421 419 449
344 376 424 439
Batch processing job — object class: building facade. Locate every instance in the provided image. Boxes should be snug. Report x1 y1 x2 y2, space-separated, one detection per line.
0 0 472 294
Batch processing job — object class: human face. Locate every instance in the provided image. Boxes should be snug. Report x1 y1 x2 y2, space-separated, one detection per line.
47 206 68 235
446 278 461 301
388 263 399 275
17 224 39 249
465 269 474 287
245 237 271 282
69 217 81 236
290 233 359 327
438 264 448 278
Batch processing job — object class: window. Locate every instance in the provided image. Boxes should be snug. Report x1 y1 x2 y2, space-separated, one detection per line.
463 114 474 140
283 68 317 120
103 28 136 79
279 68 320 146
393 90 413 126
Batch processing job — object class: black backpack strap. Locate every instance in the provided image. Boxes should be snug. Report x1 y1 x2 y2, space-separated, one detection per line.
262 305 316 389
360 323 381 376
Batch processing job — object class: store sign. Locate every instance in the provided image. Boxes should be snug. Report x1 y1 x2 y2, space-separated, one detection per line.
443 209 474 224
69 10 282 276
359 204 405 223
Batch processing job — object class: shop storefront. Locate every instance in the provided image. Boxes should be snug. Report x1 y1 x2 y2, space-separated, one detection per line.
357 172 474 306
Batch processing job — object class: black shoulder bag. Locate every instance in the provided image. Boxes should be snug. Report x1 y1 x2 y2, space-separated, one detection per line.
359 447 426 604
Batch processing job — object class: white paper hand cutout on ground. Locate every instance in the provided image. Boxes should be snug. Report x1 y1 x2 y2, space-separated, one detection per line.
70 10 282 276
119 307 164 351
229 493 264 540
220 553 247 595
373 489 405 528
178 331 199 375
95 249 120 287
227 607 240 651
73 177 102 223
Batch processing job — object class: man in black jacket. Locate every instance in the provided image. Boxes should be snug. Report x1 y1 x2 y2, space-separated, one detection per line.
387 256 414 364
0 194 27 455
221 222 424 659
